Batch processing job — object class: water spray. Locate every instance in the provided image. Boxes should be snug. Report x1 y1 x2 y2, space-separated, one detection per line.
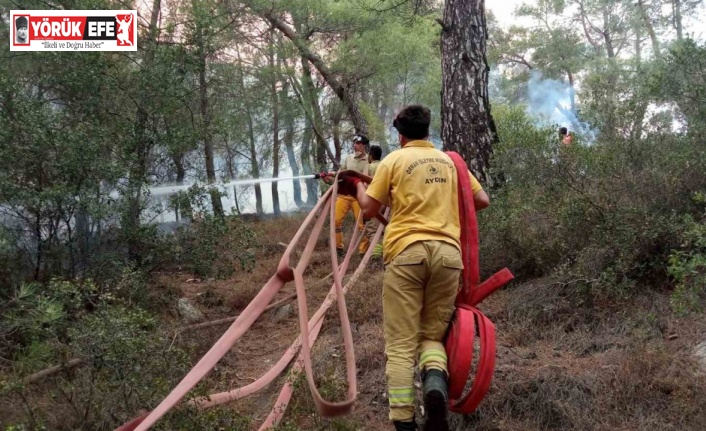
149 173 332 197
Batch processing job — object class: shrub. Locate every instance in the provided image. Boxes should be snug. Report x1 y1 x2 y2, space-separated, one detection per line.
668 199 706 314
168 214 258 279
481 105 706 297
2 304 194 431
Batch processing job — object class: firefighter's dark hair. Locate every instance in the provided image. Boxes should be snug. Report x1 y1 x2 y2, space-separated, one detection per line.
393 105 431 140
369 145 382 161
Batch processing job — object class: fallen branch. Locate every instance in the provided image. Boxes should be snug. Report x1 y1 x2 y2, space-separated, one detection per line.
26 358 85 384
180 292 297 332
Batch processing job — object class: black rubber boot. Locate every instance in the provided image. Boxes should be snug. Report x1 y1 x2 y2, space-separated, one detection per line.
423 369 449 431
393 420 418 431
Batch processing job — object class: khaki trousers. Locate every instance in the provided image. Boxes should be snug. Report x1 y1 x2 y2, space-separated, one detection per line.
383 240 462 421
334 195 369 254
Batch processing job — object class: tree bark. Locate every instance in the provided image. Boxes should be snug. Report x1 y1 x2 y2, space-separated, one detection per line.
247 107 263 215
126 0 161 264
283 124 302 207
300 115 318 206
674 0 684 41
195 2 223 217
171 153 187 221
637 0 661 59
332 107 343 165
567 70 577 114
378 101 391 154
602 9 616 59
299 57 336 169
632 22 648 140
269 27 281 216
440 0 496 185
237 48 263 214
577 0 601 53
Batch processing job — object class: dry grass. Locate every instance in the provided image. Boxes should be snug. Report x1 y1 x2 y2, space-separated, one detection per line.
12 212 706 431
459 276 706 431
179 215 706 431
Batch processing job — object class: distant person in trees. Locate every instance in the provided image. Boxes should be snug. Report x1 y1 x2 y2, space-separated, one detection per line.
368 144 383 174
365 145 384 258
338 105 489 431
15 16 29 44
559 127 573 146
331 134 371 256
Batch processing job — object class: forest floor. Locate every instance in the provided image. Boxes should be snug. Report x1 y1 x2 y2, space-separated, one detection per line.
151 213 706 431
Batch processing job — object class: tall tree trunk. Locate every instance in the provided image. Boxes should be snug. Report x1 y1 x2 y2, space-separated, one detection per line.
171 153 188 221
635 22 642 65
280 82 303 207
164 118 188 222
602 9 616 59
378 101 391 154
673 0 683 41
247 109 263 215
439 0 496 184
300 115 318 206
632 22 648 140
566 70 577 114
277 58 302 207
637 0 662 59
577 0 601 53
126 0 161 264
300 57 336 169
223 136 242 214
270 28 281 216
237 49 263 214
315 123 327 173
195 4 223 217
332 108 343 164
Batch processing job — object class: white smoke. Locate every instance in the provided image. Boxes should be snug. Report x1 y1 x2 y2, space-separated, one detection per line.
526 71 596 143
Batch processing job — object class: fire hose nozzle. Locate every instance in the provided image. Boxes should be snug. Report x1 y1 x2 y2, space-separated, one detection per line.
314 172 334 180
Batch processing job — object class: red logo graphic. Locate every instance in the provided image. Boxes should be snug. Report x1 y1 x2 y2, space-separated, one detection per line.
115 14 134 46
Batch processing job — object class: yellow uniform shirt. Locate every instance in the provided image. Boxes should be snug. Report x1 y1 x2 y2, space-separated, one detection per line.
365 140 482 264
369 160 381 177
340 152 369 175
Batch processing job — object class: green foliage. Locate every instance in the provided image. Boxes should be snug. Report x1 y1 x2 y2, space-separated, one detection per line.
668 201 706 314
69 305 157 368
155 406 250 430
53 305 191 429
0 302 195 430
650 39 706 136
1 279 104 363
482 106 706 298
169 214 258 279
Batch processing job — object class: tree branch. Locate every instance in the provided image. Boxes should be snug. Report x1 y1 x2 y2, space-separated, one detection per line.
258 10 368 134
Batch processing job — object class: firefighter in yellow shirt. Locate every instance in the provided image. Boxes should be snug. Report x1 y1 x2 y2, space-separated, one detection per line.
338 105 489 431
334 134 371 256
365 145 384 258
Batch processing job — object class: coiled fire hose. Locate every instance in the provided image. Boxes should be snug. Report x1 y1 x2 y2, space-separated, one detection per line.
444 152 514 414
116 154 512 430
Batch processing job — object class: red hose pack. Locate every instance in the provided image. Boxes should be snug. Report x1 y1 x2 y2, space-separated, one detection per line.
444 152 514 414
